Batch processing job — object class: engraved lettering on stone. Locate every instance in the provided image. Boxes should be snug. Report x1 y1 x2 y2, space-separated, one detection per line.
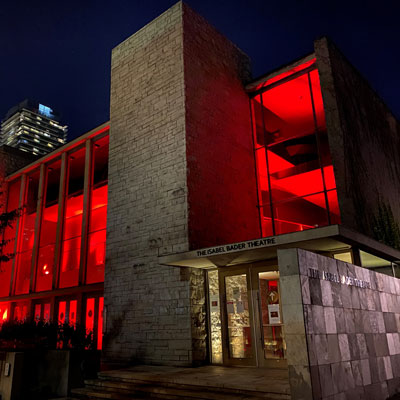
308 268 370 289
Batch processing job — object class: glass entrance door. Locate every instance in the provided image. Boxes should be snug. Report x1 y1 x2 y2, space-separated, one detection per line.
219 269 256 366
218 264 286 367
251 266 286 368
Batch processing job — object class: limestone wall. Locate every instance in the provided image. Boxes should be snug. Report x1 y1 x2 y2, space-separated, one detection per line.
107 2 196 365
183 4 260 249
279 248 400 400
315 38 400 239
106 1 259 365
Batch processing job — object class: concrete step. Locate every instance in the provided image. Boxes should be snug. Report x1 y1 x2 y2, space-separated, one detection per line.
96 371 290 397
71 377 290 400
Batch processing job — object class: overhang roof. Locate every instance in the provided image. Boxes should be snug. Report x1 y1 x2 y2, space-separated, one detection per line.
159 225 400 269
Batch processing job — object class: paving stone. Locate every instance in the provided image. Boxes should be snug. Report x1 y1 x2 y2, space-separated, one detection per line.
300 275 311 305
340 284 352 308
374 333 389 357
344 309 356 333
348 334 360 359
325 307 337 334
345 386 364 400
351 360 363 386
384 312 397 333
327 335 341 363
360 358 372 385
334 307 347 333
315 334 329 365
338 334 351 361
321 280 334 306
356 333 369 359
331 282 343 307
310 365 322 399
313 305 326 334
369 357 380 384
309 278 323 306
319 364 335 397
350 286 360 310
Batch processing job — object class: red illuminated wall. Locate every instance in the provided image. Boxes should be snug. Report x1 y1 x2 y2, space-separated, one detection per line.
0 179 21 297
183 4 260 249
251 59 340 236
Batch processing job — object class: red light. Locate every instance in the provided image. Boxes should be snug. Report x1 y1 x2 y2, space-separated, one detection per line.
252 60 340 236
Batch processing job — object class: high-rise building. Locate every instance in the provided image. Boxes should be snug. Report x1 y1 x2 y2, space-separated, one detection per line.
0 99 67 156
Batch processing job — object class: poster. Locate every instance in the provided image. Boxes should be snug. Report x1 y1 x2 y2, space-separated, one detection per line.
236 300 244 313
210 294 219 312
227 301 235 314
268 304 281 324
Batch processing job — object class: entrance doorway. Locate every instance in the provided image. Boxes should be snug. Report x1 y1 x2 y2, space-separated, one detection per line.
216 264 286 367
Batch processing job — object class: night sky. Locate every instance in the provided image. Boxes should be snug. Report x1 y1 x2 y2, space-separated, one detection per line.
1 0 399 141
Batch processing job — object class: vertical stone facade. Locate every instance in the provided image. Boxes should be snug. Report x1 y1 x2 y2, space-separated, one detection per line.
279 248 400 400
107 2 193 365
183 4 260 249
106 2 257 365
315 38 400 239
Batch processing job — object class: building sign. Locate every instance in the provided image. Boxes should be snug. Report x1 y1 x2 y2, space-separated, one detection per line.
196 237 276 257
39 104 53 118
308 268 371 289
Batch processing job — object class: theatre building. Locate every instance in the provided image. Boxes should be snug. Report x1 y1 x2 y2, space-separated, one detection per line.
1 3 400 399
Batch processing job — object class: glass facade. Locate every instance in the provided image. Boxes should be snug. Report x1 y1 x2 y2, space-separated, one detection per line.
0 126 109 348
36 159 62 291
60 147 86 288
251 60 340 236
0 178 21 297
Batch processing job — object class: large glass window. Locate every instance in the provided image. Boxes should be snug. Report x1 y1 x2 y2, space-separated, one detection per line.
85 295 104 350
13 300 29 322
86 136 108 284
251 60 340 236
36 159 62 292
0 179 21 297
15 171 40 294
59 148 86 288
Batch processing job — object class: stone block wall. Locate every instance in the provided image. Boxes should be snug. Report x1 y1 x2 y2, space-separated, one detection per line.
315 37 400 239
279 248 400 400
106 1 260 365
183 4 260 249
107 2 197 365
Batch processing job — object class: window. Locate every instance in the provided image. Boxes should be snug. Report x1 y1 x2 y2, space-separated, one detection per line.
85 295 104 349
13 301 29 322
86 136 108 284
15 171 40 295
36 159 62 292
251 60 340 236
59 148 86 288
0 179 21 297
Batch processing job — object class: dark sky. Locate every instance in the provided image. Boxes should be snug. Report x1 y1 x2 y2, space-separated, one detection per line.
1 0 399 141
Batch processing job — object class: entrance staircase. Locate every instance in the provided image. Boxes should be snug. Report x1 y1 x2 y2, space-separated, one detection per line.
70 365 291 400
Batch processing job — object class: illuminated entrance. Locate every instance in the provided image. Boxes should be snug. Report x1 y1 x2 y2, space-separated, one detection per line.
208 263 286 368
